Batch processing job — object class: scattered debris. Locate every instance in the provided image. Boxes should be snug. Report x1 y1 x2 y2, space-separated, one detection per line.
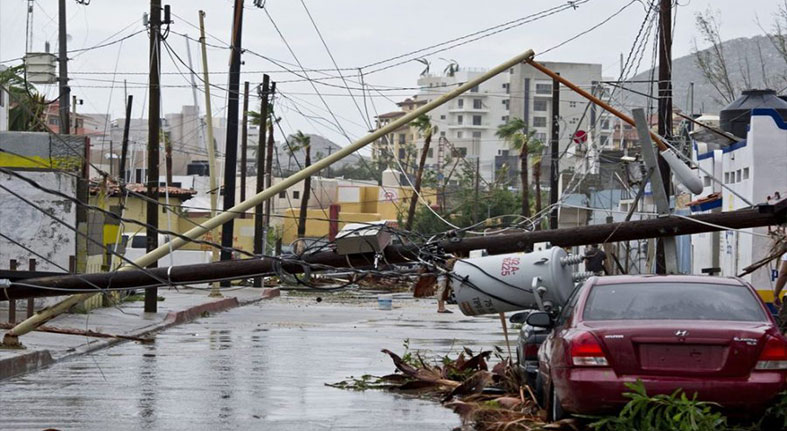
0 322 154 343
260 287 280 299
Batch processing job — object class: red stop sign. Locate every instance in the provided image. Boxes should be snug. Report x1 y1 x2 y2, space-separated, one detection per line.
573 130 587 144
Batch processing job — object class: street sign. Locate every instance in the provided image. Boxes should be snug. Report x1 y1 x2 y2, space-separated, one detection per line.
572 130 587 144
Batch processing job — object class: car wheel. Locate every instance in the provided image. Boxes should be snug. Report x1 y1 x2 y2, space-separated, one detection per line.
549 384 567 421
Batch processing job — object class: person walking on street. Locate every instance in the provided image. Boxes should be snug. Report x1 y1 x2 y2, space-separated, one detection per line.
773 252 787 333
584 244 607 275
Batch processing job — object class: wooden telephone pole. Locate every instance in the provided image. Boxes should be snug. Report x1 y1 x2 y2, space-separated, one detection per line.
253 75 270 287
656 0 673 274
145 0 162 313
220 0 245 278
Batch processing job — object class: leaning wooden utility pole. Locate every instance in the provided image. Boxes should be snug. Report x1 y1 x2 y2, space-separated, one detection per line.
1 48 537 347
198 10 221 298
549 73 560 230
119 95 133 183
405 123 432 231
240 81 250 203
57 0 70 135
253 75 270 287
220 0 245 274
655 0 673 274
145 0 162 313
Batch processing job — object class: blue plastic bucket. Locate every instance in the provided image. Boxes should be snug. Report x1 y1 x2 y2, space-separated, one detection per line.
377 294 393 310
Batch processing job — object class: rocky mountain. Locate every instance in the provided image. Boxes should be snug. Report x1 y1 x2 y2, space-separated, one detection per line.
623 35 787 115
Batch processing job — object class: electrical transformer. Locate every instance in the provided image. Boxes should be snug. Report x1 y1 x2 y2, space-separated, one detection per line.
452 246 588 316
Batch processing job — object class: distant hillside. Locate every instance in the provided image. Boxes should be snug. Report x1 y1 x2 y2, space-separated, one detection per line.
624 35 787 115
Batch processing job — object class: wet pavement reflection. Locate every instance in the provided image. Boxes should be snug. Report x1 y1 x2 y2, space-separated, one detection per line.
0 298 505 430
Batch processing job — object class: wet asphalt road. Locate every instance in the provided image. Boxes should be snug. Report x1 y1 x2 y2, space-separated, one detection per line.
0 296 507 430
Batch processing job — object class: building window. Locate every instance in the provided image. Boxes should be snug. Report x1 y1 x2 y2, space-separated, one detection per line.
279 191 286 198
48 117 60 126
569 101 577 108
457 115 463 125
600 135 609 146
601 119 610 129
533 117 547 128
724 172 730 184
398 134 406 145
427 148 434 158
440 131 446 137
534 100 547 111
470 85 479 93
472 131 482 138
743 167 749 180
502 99 510 110
457 131 463 139
457 147 468 156
736 169 742 182
535 83 552 94
472 115 482 126
293 190 300 200
399 148 406 159
473 99 483 109
535 132 547 142
0 91 4 107
440 115 446 120
502 83 510 94
500 149 509 156
703 176 711 187
501 115 509 122
509 67 514 74
457 99 464 108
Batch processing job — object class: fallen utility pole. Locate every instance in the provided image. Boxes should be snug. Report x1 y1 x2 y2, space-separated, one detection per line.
2 48 538 347
0 322 153 343
5 200 785 299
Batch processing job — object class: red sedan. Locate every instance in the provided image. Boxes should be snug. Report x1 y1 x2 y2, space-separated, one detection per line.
528 275 787 420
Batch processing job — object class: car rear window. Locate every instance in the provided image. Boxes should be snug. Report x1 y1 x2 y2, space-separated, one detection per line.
583 282 767 321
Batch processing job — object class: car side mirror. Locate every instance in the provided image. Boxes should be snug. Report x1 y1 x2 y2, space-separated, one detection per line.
526 311 553 328
509 311 530 324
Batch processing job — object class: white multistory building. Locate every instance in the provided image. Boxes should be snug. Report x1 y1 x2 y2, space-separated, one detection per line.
415 68 510 182
690 109 787 303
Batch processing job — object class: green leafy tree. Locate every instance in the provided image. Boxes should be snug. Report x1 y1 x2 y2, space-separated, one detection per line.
496 118 541 219
0 65 46 131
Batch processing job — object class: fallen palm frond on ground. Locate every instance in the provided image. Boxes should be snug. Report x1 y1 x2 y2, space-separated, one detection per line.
327 342 582 431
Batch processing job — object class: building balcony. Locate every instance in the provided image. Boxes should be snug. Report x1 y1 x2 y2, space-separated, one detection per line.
447 123 490 129
448 108 490 114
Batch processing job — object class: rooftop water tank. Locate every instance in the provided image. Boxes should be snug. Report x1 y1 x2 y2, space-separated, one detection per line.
720 89 787 139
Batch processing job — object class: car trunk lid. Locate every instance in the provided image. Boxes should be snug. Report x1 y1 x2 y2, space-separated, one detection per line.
581 321 771 377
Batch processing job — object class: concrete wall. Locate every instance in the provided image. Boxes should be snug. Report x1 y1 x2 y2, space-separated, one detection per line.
0 171 77 271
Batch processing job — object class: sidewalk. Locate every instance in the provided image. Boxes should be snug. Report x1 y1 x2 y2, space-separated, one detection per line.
0 287 265 380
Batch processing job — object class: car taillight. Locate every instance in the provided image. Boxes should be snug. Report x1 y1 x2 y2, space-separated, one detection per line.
755 336 787 370
524 343 540 358
569 332 609 367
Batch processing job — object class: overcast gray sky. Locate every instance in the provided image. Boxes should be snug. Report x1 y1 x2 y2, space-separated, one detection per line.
1 0 782 151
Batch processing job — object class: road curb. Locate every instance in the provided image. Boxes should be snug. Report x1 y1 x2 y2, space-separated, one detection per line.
0 294 263 381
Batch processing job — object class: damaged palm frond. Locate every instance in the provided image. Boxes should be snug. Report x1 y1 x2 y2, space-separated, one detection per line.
329 344 548 430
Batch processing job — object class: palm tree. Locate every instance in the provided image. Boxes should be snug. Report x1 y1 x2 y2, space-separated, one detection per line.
405 114 435 231
291 131 312 239
528 140 546 229
0 65 46 131
497 118 543 221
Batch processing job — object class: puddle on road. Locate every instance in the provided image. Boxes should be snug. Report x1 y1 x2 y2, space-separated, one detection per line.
0 303 504 430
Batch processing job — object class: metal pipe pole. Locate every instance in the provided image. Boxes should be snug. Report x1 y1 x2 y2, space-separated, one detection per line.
198 10 221 297
2 48 536 344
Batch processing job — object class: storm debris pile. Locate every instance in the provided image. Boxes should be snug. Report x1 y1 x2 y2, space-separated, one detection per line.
328 345 582 431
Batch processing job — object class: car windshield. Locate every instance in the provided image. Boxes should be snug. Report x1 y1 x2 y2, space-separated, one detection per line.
583 282 767 321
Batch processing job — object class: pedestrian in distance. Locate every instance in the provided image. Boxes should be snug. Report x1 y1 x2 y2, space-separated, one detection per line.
773 252 787 333
584 244 607 275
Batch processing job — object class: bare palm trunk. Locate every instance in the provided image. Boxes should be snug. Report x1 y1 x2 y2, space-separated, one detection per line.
406 134 431 230
519 144 530 219
297 145 311 238
533 159 542 230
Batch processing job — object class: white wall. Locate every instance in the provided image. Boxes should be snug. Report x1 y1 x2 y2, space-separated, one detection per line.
0 171 77 271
